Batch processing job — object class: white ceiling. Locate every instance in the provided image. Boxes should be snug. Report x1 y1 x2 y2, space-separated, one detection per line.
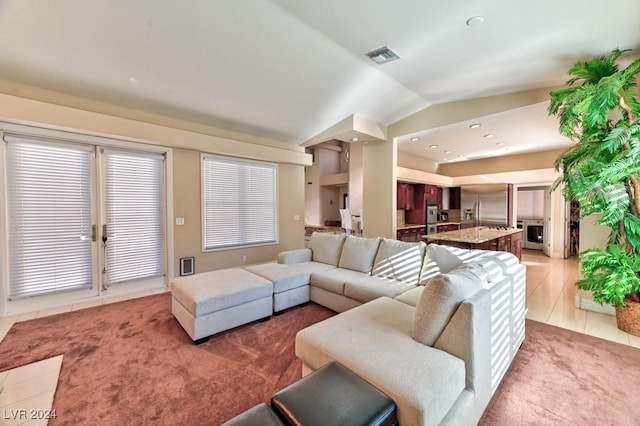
0 1 639 163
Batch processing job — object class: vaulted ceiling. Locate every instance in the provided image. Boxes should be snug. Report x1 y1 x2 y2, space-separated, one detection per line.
0 1 638 163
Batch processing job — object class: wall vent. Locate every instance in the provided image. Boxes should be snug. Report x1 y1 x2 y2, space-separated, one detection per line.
365 46 400 64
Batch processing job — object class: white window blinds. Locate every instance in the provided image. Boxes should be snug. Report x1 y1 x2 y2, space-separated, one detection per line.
6 135 94 299
105 149 165 285
202 155 278 250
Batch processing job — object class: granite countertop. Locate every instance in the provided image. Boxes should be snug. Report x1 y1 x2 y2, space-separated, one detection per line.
397 224 426 230
425 226 522 243
436 221 460 226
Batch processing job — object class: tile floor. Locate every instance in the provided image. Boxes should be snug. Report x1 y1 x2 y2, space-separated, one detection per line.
1 252 639 420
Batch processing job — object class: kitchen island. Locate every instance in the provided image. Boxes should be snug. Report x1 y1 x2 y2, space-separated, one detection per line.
425 226 523 260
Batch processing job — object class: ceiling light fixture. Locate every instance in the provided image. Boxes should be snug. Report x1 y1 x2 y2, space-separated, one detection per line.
444 150 452 154
410 137 420 141
351 137 359 142
469 123 481 129
483 134 494 138
365 46 401 65
429 145 438 149
496 142 505 146
129 77 138 84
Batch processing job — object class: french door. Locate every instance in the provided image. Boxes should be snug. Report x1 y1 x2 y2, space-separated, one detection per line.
3 129 168 311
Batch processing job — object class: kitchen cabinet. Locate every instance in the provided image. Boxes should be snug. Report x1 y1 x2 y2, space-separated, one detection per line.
437 223 459 232
396 226 425 242
450 187 461 209
437 187 443 210
397 183 415 210
425 184 437 198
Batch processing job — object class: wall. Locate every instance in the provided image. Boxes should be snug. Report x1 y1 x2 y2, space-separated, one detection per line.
363 138 396 238
517 189 544 218
0 92 309 278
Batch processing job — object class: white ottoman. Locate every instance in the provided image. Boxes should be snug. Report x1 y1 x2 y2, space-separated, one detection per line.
171 268 273 343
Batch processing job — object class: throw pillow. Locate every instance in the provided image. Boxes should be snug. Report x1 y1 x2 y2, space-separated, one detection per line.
309 232 346 266
338 235 382 273
426 244 463 273
412 262 486 346
372 238 425 284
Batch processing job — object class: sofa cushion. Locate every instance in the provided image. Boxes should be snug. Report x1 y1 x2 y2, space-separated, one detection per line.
295 297 466 426
245 261 335 294
426 244 463 273
393 286 424 307
412 263 487 346
338 235 381 273
310 268 370 295
309 232 347 266
344 275 416 304
372 238 425 285
419 255 441 285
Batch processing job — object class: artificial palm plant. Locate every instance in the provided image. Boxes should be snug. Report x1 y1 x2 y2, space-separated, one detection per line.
549 49 640 332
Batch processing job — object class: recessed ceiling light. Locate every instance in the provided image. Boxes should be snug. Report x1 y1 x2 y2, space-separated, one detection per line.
129 77 138 84
444 150 452 154
483 134 494 138
429 145 438 149
410 137 420 141
496 142 505 146
351 137 359 142
469 123 481 129
466 16 484 27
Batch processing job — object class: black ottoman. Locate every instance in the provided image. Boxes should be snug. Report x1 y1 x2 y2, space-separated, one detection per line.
271 361 397 426
221 403 285 426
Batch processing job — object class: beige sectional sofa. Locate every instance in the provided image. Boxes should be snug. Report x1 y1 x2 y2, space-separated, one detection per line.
172 231 525 424
259 232 526 425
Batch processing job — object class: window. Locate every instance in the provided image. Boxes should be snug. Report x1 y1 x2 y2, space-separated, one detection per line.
104 149 165 286
6 136 94 299
202 154 278 250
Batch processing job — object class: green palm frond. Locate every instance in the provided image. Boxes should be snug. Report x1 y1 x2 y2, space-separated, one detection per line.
578 246 640 306
550 48 640 306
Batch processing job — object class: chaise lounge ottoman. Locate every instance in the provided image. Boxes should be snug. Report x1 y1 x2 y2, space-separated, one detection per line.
171 268 273 343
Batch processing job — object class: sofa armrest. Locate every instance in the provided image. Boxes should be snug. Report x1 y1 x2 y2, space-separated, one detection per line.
277 248 312 264
434 288 492 423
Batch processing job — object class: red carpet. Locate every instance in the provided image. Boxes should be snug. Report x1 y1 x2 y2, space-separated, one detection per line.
0 293 334 425
480 319 640 425
2 293 640 425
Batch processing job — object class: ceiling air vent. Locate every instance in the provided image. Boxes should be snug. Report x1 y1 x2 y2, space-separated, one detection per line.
365 46 400 64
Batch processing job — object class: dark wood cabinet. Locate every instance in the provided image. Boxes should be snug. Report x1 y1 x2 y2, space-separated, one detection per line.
437 224 459 233
396 227 425 242
437 187 443 210
450 187 461 209
397 182 416 210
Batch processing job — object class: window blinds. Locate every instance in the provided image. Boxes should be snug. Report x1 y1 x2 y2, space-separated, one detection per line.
105 149 165 285
6 135 94 299
202 155 278 250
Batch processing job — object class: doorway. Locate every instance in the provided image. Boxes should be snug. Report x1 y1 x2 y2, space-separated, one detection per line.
2 125 170 314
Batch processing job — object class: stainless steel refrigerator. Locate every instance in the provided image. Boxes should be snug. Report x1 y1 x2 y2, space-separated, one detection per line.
460 184 509 229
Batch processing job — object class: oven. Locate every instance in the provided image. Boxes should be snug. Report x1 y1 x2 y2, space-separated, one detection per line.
524 219 544 250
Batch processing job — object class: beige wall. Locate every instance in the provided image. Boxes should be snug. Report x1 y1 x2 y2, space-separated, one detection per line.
363 138 396 238
0 92 309 278
438 149 564 177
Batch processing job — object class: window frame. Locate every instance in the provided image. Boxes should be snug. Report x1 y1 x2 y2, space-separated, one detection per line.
201 153 279 252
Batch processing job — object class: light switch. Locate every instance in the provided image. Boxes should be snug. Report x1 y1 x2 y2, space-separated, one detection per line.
293 214 301 221
176 217 185 226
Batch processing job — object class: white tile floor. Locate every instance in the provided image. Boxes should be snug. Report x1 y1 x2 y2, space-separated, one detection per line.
1 253 639 419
